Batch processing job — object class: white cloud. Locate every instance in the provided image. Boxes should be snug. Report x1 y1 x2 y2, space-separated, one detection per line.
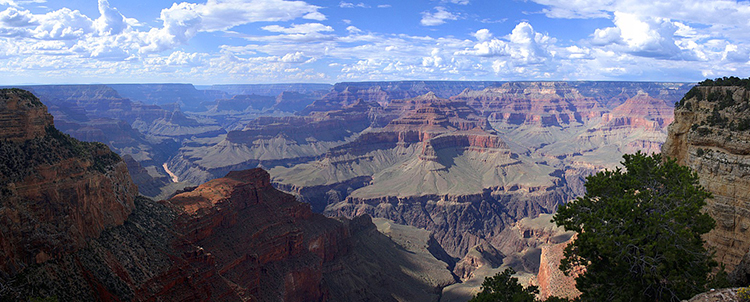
0 7 35 27
261 23 333 34
194 0 325 32
591 26 621 45
346 25 362 34
33 8 94 40
420 7 458 26
339 2 369 8
140 2 201 53
444 0 469 4
377 4 391 8
589 12 697 60
723 44 749 63
457 22 554 64
473 28 492 42
93 0 127 36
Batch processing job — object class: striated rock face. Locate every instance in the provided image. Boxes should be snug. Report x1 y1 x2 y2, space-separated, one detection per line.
662 85 750 271
0 89 53 142
536 235 580 300
453 242 504 281
302 81 503 113
3 161 456 301
167 168 350 301
273 93 567 257
169 99 383 185
0 88 137 276
451 82 606 127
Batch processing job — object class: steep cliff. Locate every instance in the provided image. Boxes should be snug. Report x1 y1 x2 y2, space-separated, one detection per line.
0 89 455 301
662 84 750 271
273 93 567 257
0 88 137 276
4 168 455 301
168 99 383 185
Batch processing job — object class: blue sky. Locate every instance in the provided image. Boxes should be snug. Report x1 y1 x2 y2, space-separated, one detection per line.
1 0 750 84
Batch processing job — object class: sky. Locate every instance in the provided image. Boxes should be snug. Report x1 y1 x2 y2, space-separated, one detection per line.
1 0 750 84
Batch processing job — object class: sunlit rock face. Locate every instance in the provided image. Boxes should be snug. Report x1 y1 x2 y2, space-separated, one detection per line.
663 85 750 271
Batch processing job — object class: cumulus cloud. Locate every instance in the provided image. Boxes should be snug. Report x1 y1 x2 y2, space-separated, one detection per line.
140 2 201 53
0 7 35 27
420 7 458 26
723 44 749 63
457 22 554 64
473 28 492 42
33 8 94 40
589 12 696 60
93 0 127 36
197 0 325 31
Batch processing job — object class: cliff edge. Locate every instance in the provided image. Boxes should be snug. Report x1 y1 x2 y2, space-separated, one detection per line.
662 82 750 274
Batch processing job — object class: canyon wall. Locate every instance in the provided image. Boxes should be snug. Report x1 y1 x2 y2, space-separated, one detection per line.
662 85 750 272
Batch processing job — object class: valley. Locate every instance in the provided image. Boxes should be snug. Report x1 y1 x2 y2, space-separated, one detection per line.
1 80 692 299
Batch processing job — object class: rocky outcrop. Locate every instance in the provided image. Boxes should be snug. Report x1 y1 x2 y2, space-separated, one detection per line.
536 235 580 300
302 81 502 113
0 88 137 276
4 167 456 301
106 83 211 112
451 82 606 127
274 94 569 256
210 83 332 97
662 85 750 270
0 89 53 142
209 94 276 112
453 242 504 281
169 99 383 185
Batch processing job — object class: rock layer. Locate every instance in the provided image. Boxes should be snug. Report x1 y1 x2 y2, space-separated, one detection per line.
0 88 137 276
663 86 750 270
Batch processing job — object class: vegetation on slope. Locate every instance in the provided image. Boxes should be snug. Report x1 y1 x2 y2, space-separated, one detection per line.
472 152 722 302
554 152 717 301
0 126 121 186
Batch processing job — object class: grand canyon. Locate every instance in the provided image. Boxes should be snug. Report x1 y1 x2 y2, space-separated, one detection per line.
6 79 748 301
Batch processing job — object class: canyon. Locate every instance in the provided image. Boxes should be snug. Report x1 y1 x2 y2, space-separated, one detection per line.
0 89 456 301
1 81 699 300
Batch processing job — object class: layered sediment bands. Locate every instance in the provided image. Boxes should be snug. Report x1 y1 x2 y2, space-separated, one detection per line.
0 89 53 142
5 166 456 301
451 82 606 127
302 81 502 113
274 93 568 257
536 235 580 300
662 86 750 270
0 89 137 275
169 100 382 185
167 168 350 301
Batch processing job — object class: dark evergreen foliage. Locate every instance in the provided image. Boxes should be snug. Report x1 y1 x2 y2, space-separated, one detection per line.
553 152 716 302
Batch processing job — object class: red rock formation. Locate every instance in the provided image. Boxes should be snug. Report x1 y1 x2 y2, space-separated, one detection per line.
536 235 581 300
0 89 53 142
0 89 138 274
451 82 606 126
601 92 674 130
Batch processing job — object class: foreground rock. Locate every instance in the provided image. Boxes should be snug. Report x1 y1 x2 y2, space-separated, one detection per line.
0 88 137 275
662 85 750 271
0 89 455 301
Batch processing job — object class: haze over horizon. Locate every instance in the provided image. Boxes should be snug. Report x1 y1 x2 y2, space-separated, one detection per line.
2 0 750 84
